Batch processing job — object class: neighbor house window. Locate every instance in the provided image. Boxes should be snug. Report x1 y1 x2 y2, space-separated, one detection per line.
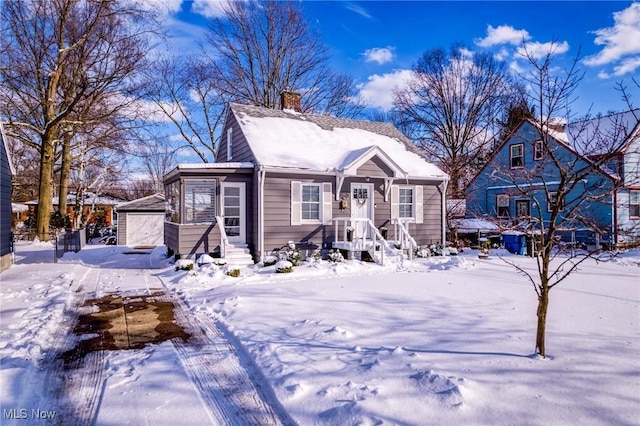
226 128 233 161
630 191 640 218
301 184 321 221
547 192 565 212
398 187 414 218
534 140 544 161
496 194 510 217
184 180 216 223
165 180 181 223
515 199 530 217
510 144 524 168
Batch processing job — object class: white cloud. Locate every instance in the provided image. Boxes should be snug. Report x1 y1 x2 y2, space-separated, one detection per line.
611 56 640 77
345 4 372 19
356 69 414 111
584 3 640 68
128 0 182 15
474 25 531 47
191 0 246 18
516 40 570 59
494 47 510 61
363 47 395 65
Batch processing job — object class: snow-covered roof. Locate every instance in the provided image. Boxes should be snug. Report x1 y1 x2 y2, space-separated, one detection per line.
12 203 28 212
26 192 126 206
175 162 254 169
1 122 16 176
450 218 500 234
230 103 447 180
116 193 165 211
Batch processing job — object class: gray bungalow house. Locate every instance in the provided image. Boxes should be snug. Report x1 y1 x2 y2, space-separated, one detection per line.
164 93 449 264
1 122 16 271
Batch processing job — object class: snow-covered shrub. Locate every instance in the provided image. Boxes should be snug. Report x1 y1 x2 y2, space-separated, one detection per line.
328 249 344 263
415 246 431 258
226 267 241 277
197 254 216 265
175 259 195 271
263 255 278 267
275 260 293 273
311 249 322 262
287 248 302 266
213 258 227 266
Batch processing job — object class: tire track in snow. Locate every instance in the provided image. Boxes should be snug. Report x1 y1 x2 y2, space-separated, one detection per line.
168 292 295 426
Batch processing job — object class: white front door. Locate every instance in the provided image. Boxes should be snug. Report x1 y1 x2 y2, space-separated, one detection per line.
221 182 246 244
350 183 374 239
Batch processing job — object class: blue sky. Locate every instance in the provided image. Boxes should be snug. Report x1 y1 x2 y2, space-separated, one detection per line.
161 1 640 117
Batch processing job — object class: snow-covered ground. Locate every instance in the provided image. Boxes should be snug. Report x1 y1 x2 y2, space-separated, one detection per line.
1 241 638 425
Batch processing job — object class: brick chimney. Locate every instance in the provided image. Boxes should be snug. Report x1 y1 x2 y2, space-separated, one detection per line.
280 90 301 112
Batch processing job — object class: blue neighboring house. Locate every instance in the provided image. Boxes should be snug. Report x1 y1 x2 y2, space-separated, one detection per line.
465 111 639 248
1 122 16 271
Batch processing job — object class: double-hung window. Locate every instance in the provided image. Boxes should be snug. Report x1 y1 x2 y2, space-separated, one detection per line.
547 192 564 212
497 194 510 217
630 191 640 218
301 184 321 221
184 180 216 223
510 144 524 168
534 140 544 161
398 187 414 218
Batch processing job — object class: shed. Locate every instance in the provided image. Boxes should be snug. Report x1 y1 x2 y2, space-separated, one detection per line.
116 194 166 247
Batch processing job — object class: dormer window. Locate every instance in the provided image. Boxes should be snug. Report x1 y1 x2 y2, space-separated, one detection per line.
510 144 524 168
226 128 233 161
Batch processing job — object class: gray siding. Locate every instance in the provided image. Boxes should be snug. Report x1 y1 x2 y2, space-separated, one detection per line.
262 173 444 257
117 215 127 245
217 112 256 164
356 156 395 177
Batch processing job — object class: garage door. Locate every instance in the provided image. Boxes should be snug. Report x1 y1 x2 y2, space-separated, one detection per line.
126 213 164 247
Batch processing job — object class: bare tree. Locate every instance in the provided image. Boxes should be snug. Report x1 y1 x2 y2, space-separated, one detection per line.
394 44 518 198
0 0 154 240
467 44 639 357
148 0 364 162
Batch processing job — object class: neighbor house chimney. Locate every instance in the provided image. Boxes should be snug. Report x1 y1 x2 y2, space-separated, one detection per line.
280 90 301 112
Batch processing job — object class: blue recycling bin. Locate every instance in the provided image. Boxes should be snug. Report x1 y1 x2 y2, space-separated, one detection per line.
503 233 527 255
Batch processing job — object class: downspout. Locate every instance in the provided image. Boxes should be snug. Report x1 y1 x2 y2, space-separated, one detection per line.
441 179 449 245
258 165 266 262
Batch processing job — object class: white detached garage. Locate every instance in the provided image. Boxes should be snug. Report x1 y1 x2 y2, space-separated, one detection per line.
116 194 166 247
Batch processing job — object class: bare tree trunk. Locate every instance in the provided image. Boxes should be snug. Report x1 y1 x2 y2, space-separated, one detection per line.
535 289 549 357
58 130 72 225
36 134 56 241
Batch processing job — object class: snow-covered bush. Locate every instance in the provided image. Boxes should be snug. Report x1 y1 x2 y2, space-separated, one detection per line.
226 267 241 277
311 249 322 263
175 259 195 271
328 249 344 263
263 255 278 267
197 254 216 265
275 260 293 273
287 248 302 266
415 246 431 258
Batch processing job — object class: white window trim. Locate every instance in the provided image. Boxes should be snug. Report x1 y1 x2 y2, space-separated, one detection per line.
510 143 524 168
533 140 544 161
291 181 332 225
391 185 423 224
547 191 565 212
301 183 322 224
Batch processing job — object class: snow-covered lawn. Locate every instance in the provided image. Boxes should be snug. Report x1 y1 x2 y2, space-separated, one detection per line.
1 241 638 425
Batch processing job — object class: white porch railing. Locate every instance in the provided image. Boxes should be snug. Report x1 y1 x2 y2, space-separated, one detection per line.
332 217 399 265
391 218 417 261
215 215 229 258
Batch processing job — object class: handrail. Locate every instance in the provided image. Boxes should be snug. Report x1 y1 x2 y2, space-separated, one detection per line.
392 218 417 260
215 215 229 258
332 217 398 265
